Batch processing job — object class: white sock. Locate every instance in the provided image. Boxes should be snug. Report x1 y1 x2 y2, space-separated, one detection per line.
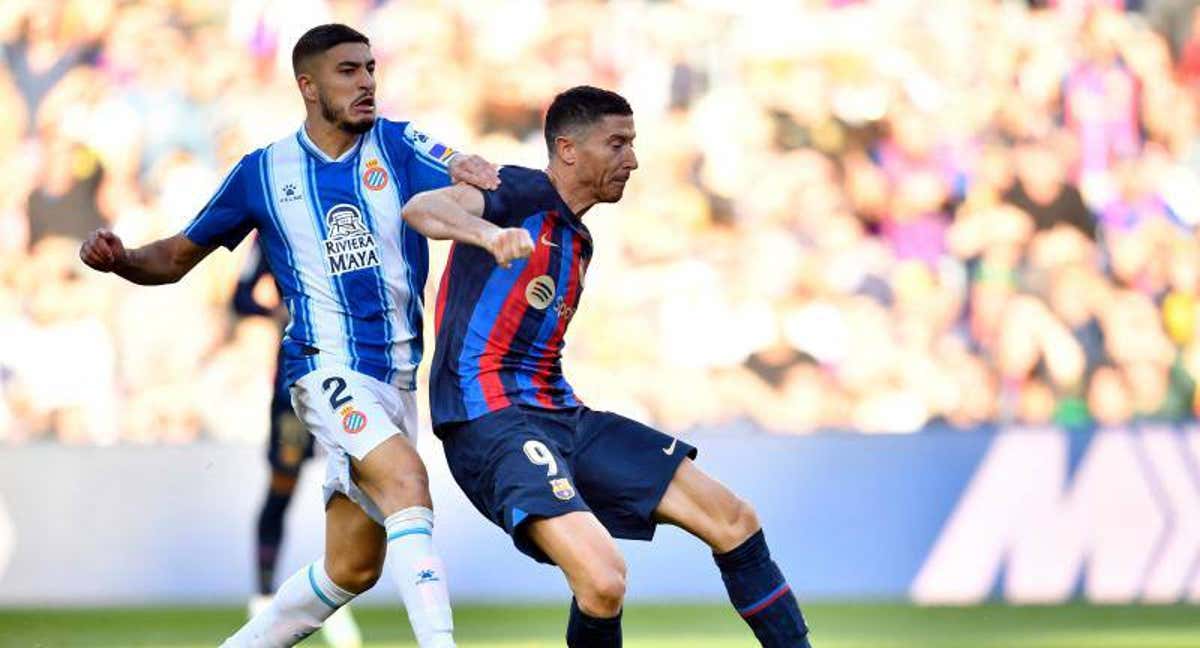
221 559 356 648
386 507 455 648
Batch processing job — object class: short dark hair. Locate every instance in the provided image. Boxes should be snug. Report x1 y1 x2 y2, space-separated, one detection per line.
292 24 370 76
544 86 633 156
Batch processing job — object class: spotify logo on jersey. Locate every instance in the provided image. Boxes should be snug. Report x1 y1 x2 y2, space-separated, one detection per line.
525 275 557 310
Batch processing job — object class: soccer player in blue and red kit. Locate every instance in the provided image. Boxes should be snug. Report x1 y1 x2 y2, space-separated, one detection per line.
403 86 813 647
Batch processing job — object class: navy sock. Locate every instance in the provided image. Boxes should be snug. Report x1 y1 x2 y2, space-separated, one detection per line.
255 489 293 594
566 598 622 648
714 530 810 647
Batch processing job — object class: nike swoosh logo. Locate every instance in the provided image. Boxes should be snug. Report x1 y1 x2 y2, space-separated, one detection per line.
540 234 559 248
662 438 678 455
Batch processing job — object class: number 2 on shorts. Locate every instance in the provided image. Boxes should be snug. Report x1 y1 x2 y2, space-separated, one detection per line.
523 440 558 477
321 376 352 409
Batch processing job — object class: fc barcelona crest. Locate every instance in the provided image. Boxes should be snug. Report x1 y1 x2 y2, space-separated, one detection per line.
549 478 575 501
362 159 389 191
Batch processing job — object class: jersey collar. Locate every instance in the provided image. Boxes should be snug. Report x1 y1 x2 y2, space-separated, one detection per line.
297 124 363 164
537 170 592 243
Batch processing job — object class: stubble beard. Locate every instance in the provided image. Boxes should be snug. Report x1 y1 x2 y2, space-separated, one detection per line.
318 91 374 135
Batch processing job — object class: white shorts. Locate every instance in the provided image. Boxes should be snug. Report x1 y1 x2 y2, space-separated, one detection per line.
289 366 418 524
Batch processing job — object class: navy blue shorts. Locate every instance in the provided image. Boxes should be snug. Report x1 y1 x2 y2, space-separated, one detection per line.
267 368 314 476
437 405 697 564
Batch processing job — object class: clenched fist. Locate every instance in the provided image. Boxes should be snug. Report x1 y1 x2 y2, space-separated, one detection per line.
486 227 534 268
79 229 128 273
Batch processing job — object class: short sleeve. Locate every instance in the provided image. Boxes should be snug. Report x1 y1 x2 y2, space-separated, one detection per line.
479 166 532 226
183 157 255 250
481 184 513 226
398 122 454 195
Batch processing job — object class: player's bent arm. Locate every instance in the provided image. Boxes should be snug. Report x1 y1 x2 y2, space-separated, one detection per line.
81 229 215 285
402 184 490 244
402 185 533 267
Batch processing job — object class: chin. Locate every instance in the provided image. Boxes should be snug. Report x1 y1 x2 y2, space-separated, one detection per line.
602 186 627 203
341 115 376 135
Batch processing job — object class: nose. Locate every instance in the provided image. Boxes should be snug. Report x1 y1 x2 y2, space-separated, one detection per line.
626 147 638 170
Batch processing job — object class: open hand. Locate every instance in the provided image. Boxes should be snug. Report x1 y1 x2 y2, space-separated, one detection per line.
79 229 128 273
449 154 501 191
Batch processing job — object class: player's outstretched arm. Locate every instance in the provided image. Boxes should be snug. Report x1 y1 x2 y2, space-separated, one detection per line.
402 185 533 268
80 229 215 285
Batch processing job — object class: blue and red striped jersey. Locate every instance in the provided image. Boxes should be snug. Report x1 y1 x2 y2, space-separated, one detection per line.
430 166 592 427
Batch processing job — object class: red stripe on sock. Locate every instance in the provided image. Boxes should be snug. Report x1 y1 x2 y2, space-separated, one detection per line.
740 584 792 618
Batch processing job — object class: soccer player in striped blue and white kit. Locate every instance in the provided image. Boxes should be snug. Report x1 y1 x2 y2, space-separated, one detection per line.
233 240 362 648
79 24 533 648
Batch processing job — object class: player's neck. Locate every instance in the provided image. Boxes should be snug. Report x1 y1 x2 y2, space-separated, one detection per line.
303 119 360 160
545 165 596 219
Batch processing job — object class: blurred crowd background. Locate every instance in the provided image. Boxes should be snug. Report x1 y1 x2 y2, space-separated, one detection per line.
5 0 1200 445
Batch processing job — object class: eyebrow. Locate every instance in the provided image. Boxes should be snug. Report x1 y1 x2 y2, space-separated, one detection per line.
336 59 375 68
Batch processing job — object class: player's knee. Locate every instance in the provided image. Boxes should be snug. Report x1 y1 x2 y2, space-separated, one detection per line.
575 563 626 617
363 471 431 512
732 497 761 536
715 497 761 552
268 471 299 495
325 554 383 594
382 471 430 499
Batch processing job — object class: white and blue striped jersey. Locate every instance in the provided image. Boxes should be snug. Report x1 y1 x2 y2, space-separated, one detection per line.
184 118 458 390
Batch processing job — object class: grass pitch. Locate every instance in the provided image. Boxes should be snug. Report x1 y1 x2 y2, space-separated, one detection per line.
0 602 1197 647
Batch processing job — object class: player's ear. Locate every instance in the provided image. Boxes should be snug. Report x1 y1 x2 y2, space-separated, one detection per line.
555 136 577 166
297 73 318 103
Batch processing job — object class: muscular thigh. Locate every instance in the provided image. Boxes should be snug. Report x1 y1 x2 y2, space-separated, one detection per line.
653 458 756 553
525 511 624 587
290 366 421 522
351 433 432 513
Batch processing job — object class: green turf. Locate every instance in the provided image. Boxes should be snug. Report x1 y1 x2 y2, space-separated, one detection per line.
0 602 1197 648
